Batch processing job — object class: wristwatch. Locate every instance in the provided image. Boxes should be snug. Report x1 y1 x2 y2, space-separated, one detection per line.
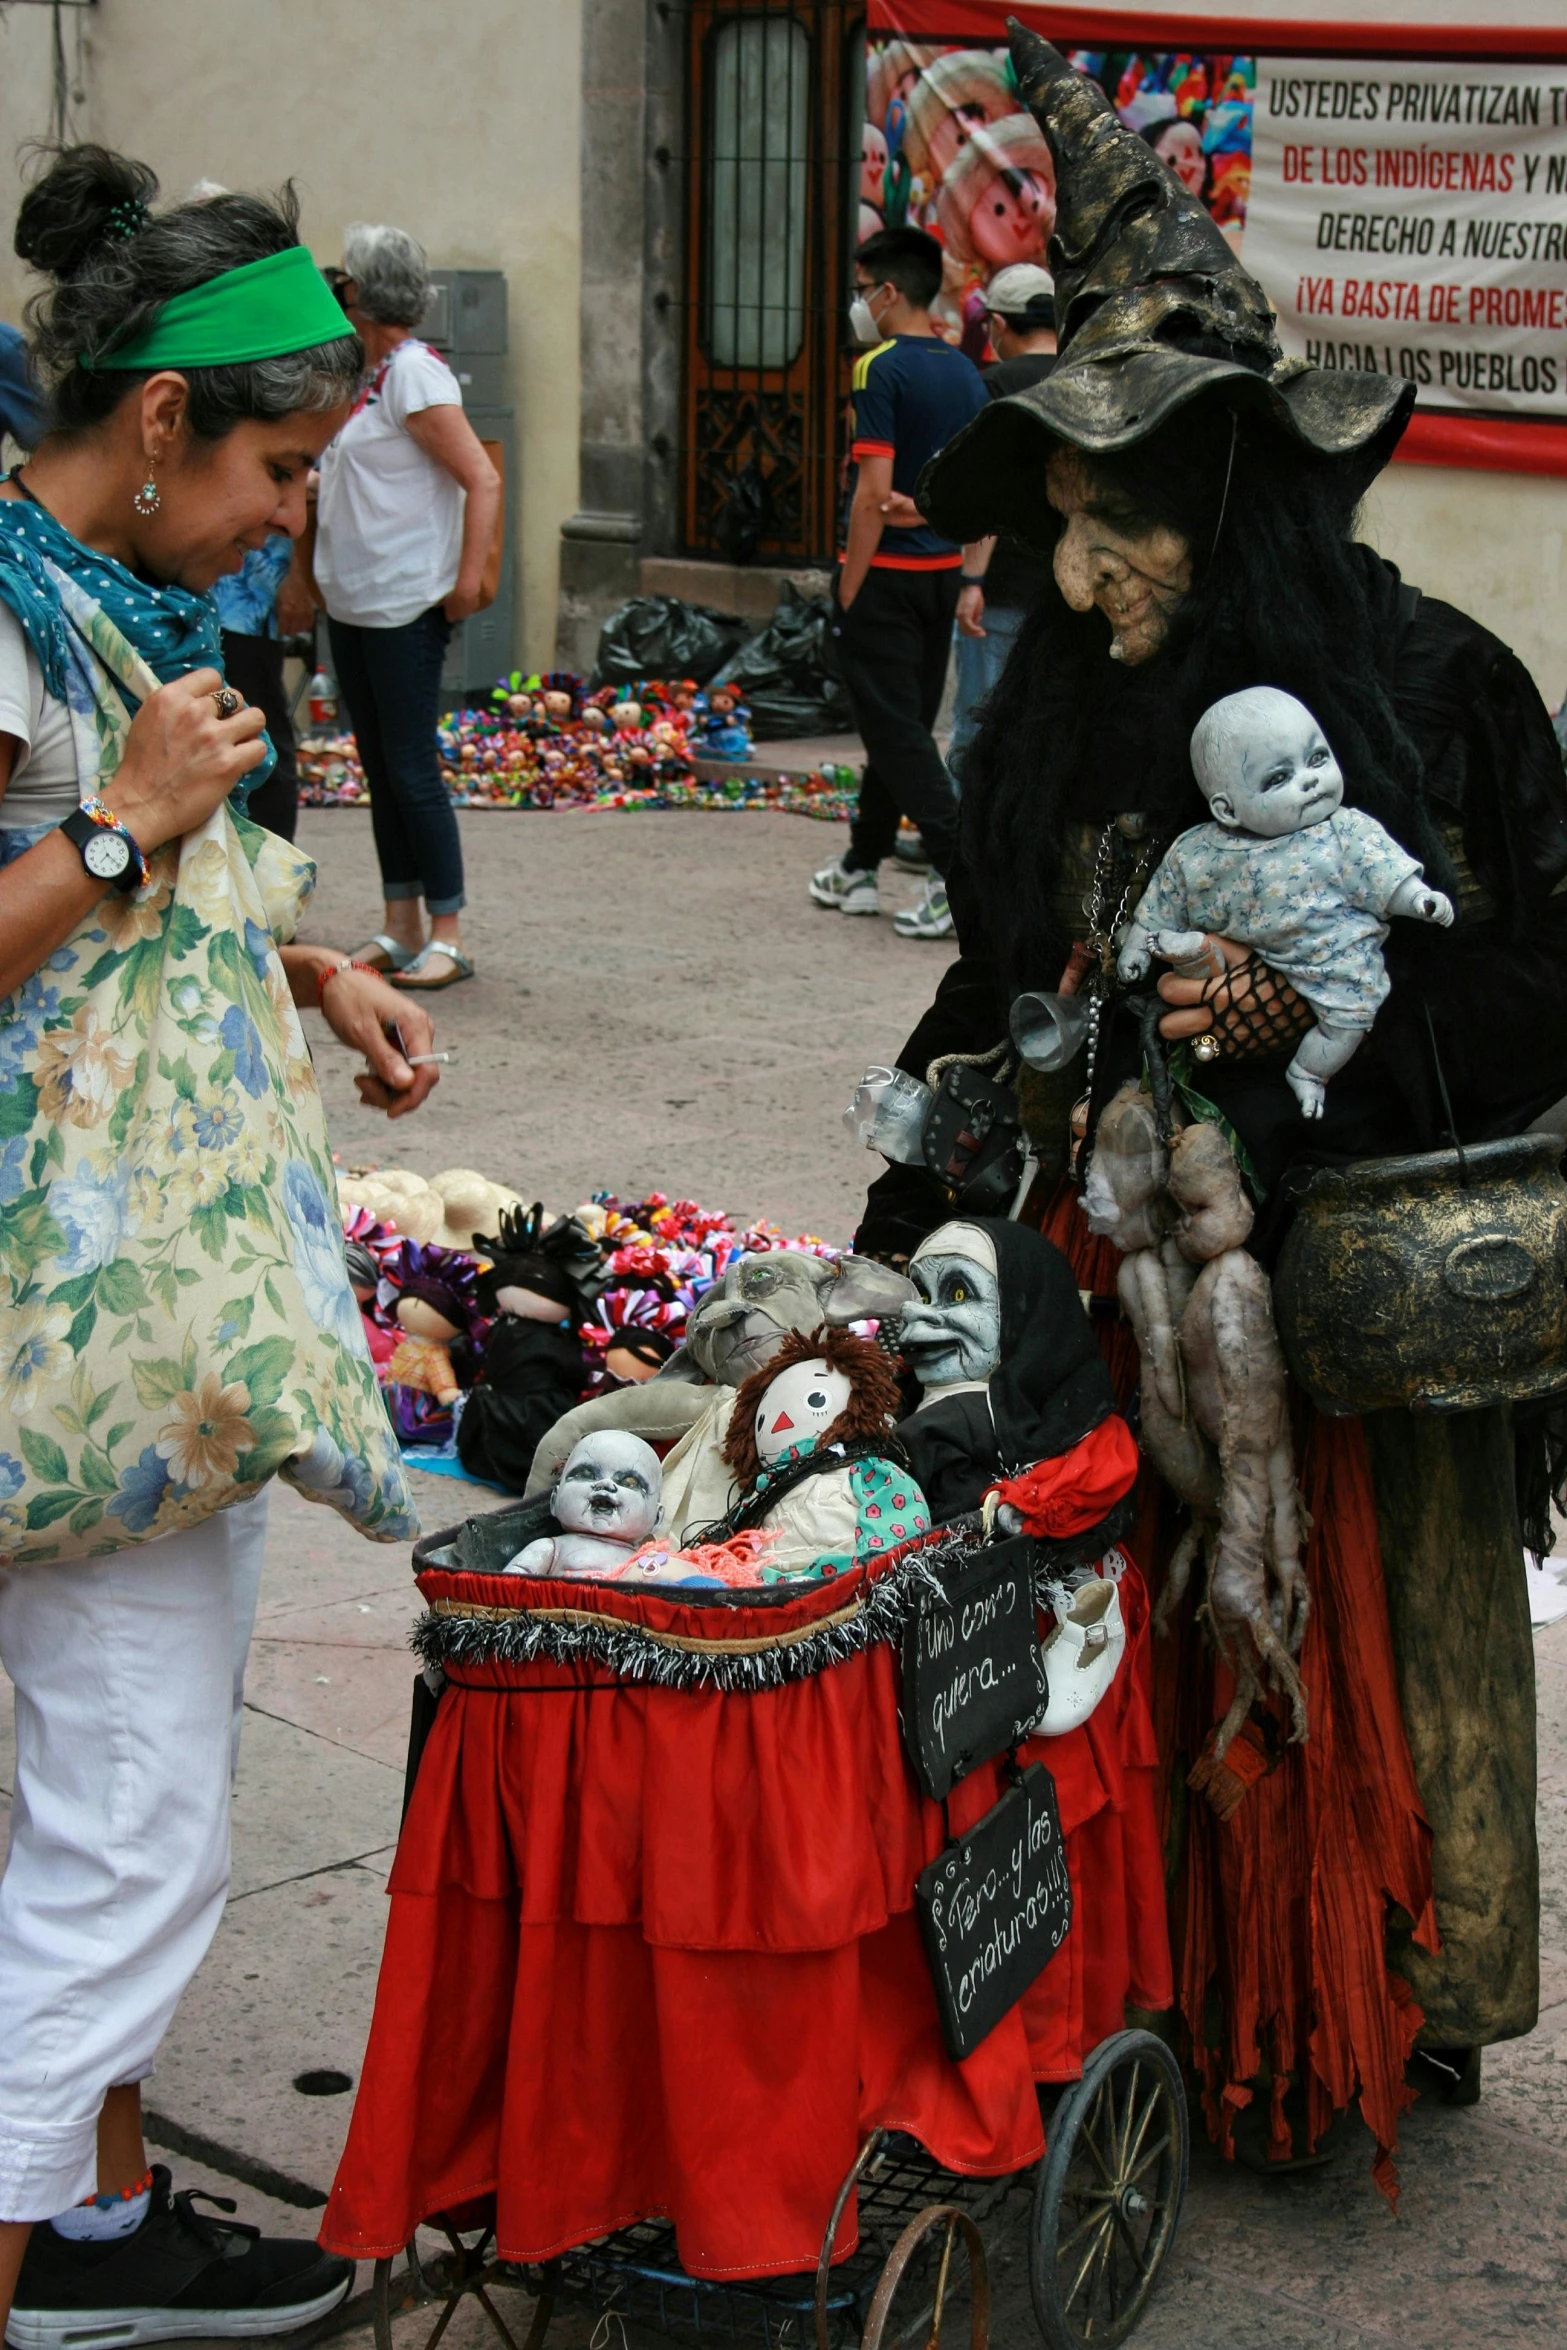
59 800 148 894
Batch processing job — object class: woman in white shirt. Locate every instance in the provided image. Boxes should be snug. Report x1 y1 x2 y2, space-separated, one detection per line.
315 224 500 989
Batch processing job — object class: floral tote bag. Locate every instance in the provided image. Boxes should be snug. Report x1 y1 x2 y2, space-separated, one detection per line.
0 559 417 1565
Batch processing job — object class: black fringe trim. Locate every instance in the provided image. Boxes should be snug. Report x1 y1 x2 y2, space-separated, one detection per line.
410 1536 965 1693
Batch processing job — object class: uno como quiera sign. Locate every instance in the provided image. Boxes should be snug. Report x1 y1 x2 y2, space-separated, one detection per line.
1245 60 1567 414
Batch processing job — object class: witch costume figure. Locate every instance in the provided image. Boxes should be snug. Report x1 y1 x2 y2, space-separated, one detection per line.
858 25 1567 2195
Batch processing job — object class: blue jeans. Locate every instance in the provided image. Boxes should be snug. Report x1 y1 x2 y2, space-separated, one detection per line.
328 607 464 915
947 601 1026 788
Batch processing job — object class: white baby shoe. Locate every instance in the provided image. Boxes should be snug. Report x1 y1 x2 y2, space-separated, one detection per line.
1034 1577 1127 1737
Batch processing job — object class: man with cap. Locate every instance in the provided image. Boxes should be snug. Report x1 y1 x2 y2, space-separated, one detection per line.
948 262 1058 782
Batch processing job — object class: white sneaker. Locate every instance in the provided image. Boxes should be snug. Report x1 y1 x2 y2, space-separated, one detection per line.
1034 1577 1126 1736
893 877 954 940
810 857 880 915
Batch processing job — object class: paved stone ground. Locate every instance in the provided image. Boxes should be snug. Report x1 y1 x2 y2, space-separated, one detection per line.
2 807 1564 2349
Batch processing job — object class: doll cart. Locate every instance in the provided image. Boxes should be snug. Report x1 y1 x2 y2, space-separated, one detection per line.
323 1504 1186 2350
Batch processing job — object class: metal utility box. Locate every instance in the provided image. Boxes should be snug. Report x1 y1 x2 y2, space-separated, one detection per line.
421 269 516 702
421 269 507 354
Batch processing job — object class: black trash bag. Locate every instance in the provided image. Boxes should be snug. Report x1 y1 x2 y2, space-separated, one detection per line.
708 583 854 739
591 595 749 690
712 460 769 566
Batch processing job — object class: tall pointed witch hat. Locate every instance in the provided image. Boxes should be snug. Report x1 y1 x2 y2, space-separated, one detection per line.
919 23 1414 545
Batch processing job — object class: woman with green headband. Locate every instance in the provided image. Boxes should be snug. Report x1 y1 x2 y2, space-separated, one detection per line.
0 147 442 2348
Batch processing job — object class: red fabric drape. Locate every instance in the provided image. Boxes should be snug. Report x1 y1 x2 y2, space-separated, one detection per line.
1038 1183 1437 2201
322 1543 1171 2276
990 1410 1139 1536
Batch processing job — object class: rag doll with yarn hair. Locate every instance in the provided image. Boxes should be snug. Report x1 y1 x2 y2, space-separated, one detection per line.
709 1325 930 1581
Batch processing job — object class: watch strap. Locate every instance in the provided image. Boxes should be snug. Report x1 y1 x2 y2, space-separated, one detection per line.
62 800 149 894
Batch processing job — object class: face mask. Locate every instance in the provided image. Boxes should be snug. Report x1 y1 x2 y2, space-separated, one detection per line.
849 292 884 345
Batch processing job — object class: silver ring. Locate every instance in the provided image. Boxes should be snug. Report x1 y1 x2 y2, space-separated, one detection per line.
211 687 242 718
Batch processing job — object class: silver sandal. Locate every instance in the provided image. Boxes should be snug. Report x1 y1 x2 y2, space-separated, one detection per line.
390 940 475 990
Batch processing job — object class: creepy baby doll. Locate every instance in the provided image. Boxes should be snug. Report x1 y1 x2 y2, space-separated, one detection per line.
713 1326 930 1580
1118 686 1454 1118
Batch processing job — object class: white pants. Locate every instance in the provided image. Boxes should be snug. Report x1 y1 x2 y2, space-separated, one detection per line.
0 1494 270 2222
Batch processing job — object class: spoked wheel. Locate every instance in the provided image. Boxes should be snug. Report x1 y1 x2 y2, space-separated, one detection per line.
1029 2030 1188 2350
862 2204 989 2350
371 2219 552 2350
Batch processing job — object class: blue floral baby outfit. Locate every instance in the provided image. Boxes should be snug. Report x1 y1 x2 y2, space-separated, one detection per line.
1132 807 1424 1028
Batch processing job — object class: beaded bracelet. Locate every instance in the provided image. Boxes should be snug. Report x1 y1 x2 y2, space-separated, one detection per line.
317 957 381 1010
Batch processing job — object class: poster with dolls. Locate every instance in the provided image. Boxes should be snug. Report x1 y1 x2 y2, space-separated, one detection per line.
864 24 1253 358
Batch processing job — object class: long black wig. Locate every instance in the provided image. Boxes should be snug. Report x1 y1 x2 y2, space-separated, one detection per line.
957 390 1453 1004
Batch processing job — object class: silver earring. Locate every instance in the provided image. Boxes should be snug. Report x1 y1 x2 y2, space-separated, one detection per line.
132 465 160 517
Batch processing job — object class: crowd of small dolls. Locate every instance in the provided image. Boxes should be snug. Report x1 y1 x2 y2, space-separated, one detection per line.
334 1166 838 1494
297 671 857 823
420 1212 1137 1736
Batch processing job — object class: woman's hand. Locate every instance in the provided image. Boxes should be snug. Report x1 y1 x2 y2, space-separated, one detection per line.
318 962 442 1119
112 669 268 852
1154 932 1313 1058
443 577 483 624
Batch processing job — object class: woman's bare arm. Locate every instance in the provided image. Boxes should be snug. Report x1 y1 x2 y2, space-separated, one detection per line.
404 402 502 624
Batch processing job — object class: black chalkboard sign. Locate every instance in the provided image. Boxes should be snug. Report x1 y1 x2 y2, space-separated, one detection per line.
916 1763 1073 2062
900 1534 1048 1801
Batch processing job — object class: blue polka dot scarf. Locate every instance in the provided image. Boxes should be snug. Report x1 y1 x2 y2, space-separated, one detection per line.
0 489 271 806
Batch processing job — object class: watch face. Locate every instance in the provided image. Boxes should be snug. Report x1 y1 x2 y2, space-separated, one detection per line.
83 830 132 881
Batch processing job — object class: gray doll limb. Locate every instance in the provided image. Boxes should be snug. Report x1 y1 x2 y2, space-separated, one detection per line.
1290 1015 1370 1082
1117 917 1160 982
1386 873 1455 926
523 1382 711 1498
1286 1013 1372 1118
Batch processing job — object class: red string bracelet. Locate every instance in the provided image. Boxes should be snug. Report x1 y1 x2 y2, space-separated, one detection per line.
317 957 381 1010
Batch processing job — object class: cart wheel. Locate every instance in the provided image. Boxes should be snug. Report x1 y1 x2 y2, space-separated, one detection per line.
1029 2029 1187 2350
371 2220 552 2350
862 2204 989 2350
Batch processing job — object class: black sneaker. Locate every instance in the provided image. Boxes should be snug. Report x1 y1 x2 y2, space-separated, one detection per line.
7 2169 353 2348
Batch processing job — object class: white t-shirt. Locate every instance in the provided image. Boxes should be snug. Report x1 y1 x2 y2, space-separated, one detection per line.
0 602 78 828
315 339 466 630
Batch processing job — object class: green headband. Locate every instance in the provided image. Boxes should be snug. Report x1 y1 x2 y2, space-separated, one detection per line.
86 245 352 372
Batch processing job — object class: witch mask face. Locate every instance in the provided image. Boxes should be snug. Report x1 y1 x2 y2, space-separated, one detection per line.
552 1431 662 1542
1047 449 1193 667
900 1226 1003 1389
753 1358 854 1467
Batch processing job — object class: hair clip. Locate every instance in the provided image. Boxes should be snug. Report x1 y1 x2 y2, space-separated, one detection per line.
106 198 149 240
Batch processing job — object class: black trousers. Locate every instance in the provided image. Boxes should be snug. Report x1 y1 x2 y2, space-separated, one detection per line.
220 630 298 843
328 608 464 912
834 566 961 877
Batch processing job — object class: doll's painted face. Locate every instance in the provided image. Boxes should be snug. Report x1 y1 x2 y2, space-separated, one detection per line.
926 96 1007 182
543 690 573 721
1191 687 1344 839
1150 117 1207 197
900 1224 1003 1390
396 1295 461 1342
754 1358 853 1466
553 1432 662 1540
969 168 1054 268
861 122 888 205
493 1281 570 1325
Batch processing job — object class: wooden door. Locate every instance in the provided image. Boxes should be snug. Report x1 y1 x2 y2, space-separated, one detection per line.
681 0 859 564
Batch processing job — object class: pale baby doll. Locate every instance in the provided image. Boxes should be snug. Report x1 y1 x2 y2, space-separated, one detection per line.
505 1430 663 1576
1118 686 1453 1118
